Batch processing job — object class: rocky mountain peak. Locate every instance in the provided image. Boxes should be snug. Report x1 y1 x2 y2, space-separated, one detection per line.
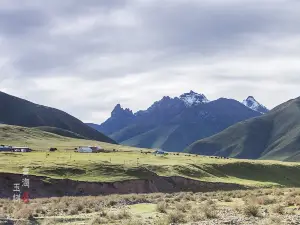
242 96 268 114
111 104 133 117
179 90 209 107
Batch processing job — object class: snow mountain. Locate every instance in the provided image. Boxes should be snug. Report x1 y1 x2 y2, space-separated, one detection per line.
179 91 209 107
242 96 269 114
87 91 264 152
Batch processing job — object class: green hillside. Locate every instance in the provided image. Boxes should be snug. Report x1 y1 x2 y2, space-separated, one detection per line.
121 124 179 150
0 91 116 144
186 97 300 161
0 124 131 152
35 126 87 139
1 124 300 187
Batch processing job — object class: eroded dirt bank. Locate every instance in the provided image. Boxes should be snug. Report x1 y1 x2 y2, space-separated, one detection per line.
0 173 247 198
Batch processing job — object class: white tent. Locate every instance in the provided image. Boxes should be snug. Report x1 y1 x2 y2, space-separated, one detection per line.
78 147 93 153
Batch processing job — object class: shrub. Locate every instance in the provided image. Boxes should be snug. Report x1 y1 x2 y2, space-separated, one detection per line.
68 207 79 215
167 211 186 224
206 199 215 205
175 202 191 212
12 206 34 219
223 197 233 202
264 216 282 225
257 196 277 205
272 205 285 215
153 217 168 225
243 204 261 217
88 217 108 225
108 210 131 220
156 201 167 213
204 205 218 219
189 209 204 222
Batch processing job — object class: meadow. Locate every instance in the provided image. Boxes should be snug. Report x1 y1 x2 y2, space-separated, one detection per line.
1 125 300 187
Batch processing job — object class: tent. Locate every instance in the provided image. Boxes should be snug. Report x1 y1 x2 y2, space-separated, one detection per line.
78 147 93 153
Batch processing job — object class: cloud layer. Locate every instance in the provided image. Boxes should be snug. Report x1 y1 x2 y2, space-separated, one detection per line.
0 0 300 122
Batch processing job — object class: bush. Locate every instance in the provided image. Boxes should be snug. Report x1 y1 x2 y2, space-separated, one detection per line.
12 207 34 219
108 210 131 220
189 209 204 222
265 216 282 225
153 217 168 225
204 205 218 219
167 211 186 224
175 202 191 212
156 201 167 213
272 205 285 215
244 204 261 217
88 217 108 225
257 196 277 205
223 197 233 202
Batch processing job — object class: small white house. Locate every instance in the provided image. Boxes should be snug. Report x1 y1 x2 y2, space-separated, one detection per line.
78 146 93 153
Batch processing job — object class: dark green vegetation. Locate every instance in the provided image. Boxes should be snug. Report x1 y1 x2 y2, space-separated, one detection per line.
0 91 115 144
94 97 261 152
186 97 300 161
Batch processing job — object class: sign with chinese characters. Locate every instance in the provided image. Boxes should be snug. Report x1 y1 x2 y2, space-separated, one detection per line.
13 167 30 203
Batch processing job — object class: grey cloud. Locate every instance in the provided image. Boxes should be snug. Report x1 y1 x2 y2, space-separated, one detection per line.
0 0 300 122
0 9 48 36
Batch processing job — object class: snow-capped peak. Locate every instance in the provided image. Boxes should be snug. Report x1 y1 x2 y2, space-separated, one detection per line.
242 96 268 114
179 90 209 107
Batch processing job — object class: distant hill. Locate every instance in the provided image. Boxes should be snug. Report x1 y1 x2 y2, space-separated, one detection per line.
88 91 263 152
0 91 116 144
186 97 300 161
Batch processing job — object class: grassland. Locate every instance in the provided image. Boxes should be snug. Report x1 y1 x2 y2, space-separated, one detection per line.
2 188 300 224
1 151 300 187
1 125 300 187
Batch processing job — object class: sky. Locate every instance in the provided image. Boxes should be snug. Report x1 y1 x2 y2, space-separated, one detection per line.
0 0 300 123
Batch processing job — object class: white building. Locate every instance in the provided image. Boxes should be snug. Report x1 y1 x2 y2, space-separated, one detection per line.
77 146 103 153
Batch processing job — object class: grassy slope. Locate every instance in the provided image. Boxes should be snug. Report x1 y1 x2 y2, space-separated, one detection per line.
1 124 300 187
0 124 142 152
0 91 116 144
186 97 300 161
35 126 87 139
121 124 179 150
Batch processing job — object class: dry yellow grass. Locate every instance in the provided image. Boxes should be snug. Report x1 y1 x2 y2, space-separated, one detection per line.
1 188 300 224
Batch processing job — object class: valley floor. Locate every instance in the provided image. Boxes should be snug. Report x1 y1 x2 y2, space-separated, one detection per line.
1 188 300 224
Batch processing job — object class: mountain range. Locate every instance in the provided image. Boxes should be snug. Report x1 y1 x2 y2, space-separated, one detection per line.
0 91 116 144
88 91 268 152
186 96 300 161
3 89 300 161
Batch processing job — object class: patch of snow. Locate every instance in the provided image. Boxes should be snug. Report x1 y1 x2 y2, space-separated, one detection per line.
242 96 268 113
179 90 209 107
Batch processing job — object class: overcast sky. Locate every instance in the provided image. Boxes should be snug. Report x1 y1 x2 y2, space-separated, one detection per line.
0 0 300 123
